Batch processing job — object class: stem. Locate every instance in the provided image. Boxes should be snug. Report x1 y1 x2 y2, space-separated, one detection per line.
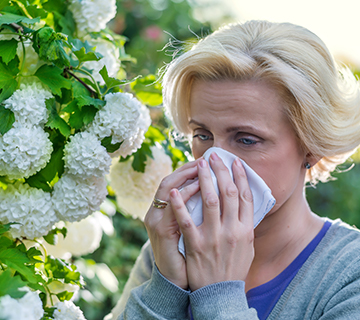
75 67 102 98
65 68 99 97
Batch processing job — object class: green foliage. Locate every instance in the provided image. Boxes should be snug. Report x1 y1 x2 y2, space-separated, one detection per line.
0 104 15 134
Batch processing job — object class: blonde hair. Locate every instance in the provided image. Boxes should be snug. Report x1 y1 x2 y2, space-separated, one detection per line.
162 20 360 184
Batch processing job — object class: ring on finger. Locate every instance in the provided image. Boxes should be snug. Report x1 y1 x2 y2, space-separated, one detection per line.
153 197 168 209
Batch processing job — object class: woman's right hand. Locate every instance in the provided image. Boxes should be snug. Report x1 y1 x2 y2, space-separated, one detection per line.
144 159 201 290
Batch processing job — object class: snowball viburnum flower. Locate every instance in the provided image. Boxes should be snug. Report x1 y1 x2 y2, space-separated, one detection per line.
69 0 116 37
52 173 108 222
0 182 57 239
63 131 111 178
0 289 44 320
83 37 120 84
110 103 151 158
3 82 53 127
0 125 53 179
53 300 86 320
109 146 173 220
86 92 142 144
45 214 103 257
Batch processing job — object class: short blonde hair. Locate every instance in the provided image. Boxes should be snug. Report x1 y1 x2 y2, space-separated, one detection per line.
162 20 360 184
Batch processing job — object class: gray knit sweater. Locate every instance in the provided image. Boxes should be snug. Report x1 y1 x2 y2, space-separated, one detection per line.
113 219 360 319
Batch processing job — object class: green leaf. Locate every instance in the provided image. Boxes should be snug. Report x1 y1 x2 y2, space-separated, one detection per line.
76 95 105 109
0 234 13 249
101 136 122 153
0 105 15 134
32 27 70 67
0 56 19 102
72 80 91 98
43 227 67 245
0 248 40 283
26 5 48 19
0 39 18 64
58 10 75 35
0 0 10 11
0 270 27 299
25 141 65 191
71 39 102 65
131 142 153 173
0 222 16 236
99 65 125 89
0 12 40 25
44 256 81 285
35 65 71 97
26 247 43 263
56 290 74 301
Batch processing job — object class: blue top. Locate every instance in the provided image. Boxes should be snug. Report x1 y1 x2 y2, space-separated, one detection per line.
246 220 332 319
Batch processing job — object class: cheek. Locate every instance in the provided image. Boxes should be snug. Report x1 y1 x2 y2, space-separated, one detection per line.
191 140 211 159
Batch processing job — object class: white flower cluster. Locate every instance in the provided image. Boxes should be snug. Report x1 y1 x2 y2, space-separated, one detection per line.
0 289 44 320
45 213 103 258
109 146 173 220
63 131 111 178
83 37 120 84
87 92 150 158
52 174 108 222
0 182 57 239
0 125 53 179
110 104 151 158
0 83 54 180
53 300 87 320
69 0 116 36
4 82 53 127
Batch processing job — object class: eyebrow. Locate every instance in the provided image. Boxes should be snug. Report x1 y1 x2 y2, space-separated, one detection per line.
188 119 268 136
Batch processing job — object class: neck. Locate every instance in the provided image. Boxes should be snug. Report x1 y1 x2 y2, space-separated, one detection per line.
245 191 324 291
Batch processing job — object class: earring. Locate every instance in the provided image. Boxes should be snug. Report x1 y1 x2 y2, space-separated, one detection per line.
304 162 311 169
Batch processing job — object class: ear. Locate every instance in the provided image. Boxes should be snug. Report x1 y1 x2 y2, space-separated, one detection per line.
304 152 322 168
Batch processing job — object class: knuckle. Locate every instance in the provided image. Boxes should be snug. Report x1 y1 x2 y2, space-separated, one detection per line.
225 185 238 199
180 218 192 230
204 193 219 208
241 189 253 203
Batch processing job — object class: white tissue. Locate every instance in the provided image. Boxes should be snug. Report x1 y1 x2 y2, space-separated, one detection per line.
178 147 276 258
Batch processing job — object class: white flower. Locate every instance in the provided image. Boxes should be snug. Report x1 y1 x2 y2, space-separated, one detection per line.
69 0 116 37
52 173 108 222
86 92 141 144
83 37 120 84
109 146 173 220
0 125 53 179
53 300 86 320
63 132 111 178
0 289 44 320
3 82 53 127
45 214 103 257
0 182 57 239
109 104 151 158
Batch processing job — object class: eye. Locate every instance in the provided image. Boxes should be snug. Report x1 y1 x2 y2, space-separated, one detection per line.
193 134 211 141
237 137 258 145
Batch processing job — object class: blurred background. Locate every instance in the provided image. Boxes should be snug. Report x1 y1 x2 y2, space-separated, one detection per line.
71 1 360 319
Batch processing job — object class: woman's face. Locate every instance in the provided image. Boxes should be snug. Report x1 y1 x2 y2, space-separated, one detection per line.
189 79 307 215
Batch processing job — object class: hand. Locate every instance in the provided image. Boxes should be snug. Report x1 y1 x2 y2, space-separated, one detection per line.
170 153 255 291
144 159 201 290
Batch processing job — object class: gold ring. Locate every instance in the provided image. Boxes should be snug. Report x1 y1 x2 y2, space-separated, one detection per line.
153 198 168 209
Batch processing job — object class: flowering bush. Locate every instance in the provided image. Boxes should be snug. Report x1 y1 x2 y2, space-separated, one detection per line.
0 0 189 319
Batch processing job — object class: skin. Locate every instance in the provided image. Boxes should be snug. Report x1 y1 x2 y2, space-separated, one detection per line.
144 79 324 292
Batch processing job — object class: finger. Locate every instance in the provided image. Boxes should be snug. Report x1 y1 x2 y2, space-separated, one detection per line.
179 179 200 203
209 152 239 226
198 158 221 229
232 158 254 227
155 159 201 201
170 188 197 242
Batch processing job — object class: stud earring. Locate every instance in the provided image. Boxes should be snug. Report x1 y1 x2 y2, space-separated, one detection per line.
304 162 311 169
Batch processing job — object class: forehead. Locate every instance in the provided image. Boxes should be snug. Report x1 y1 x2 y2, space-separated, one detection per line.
189 79 291 132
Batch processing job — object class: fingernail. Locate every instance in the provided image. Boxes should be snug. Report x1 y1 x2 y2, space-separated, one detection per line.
170 189 179 197
210 152 220 161
235 158 242 167
200 159 207 168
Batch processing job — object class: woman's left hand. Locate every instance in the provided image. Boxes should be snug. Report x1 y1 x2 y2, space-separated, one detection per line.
170 152 255 291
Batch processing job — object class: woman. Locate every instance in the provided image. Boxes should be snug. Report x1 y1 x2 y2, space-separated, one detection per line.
112 20 360 319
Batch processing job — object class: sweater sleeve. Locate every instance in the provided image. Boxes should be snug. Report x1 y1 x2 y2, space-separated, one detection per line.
190 281 259 319
119 264 191 319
